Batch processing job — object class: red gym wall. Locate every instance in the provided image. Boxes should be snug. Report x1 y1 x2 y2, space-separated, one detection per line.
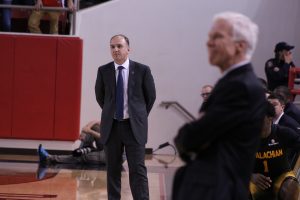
0 34 82 141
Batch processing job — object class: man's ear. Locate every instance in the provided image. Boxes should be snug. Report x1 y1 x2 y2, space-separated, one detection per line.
235 40 247 55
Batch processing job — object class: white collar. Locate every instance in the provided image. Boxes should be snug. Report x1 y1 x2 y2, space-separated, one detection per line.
222 59 250 77
114 58 129 70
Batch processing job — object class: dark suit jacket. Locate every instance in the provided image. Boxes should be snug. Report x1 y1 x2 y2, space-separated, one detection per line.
278 114 300 133
285 102 300 124
95 60 156 145
174 63 266 200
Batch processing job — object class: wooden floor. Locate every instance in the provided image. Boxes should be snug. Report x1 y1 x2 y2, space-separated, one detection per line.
0 154 183 200
0 154 299 200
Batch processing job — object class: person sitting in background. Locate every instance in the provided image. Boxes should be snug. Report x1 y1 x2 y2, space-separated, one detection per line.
28 0 75 34
265 42 296 91
250 101 300 200
198 84 213 113
274 85 300 124
38 120 106 165
268 93 300 167
267 93 300 132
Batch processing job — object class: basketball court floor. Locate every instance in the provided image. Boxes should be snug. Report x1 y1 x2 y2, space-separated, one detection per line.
0 154 183 200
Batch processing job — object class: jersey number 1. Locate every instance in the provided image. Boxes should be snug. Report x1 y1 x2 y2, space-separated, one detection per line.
263 160 269 173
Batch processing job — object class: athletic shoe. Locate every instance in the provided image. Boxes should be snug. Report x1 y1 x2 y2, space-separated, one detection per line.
38 144 49 163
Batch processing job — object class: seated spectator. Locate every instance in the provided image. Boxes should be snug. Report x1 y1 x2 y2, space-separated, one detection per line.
265 42 296 91
198 84 213 113
28 0 75 34
268 93 300 132
268 93 300 167
38 120 106 165
250 101 300 200
274 85 300 124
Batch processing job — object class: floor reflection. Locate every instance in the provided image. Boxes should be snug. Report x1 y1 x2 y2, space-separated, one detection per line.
0 155 183 200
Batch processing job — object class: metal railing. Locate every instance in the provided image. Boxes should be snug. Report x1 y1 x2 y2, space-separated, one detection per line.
160 101 196 121
0 2 78 35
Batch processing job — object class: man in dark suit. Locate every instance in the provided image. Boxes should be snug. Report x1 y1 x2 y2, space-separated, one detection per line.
172 12 266 200
267 93 300 132
95 34 156 200
267 93 300 167
274 86 300 124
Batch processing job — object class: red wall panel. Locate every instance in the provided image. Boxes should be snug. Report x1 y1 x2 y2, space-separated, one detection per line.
0 34 82 141
0 35 14 137
54 37 82 140
12 36 57 139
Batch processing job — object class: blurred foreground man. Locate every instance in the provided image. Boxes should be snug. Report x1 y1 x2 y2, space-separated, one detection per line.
173 12 267 200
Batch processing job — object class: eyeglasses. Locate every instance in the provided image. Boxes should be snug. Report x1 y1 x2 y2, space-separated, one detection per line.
201 93 211 97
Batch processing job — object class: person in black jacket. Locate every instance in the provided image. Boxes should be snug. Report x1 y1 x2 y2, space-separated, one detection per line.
250 101 300 200
265 42 296 91
173 12 266 200
198 84 213 113
274 85 300 124
267 93 300 167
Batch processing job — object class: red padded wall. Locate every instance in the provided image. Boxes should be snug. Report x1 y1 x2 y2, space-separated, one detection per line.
12 36 57 139
0 34 82 141
54 37 82 140
0 35 14 137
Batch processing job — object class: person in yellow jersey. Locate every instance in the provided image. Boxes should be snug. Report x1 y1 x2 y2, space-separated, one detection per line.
250 101 300 200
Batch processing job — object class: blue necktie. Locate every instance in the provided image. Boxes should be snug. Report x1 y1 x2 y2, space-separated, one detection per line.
116 66 124 120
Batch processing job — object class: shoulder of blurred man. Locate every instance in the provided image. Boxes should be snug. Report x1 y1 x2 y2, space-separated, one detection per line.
285 102 300 124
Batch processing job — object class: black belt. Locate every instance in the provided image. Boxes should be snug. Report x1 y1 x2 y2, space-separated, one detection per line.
114 118 130 122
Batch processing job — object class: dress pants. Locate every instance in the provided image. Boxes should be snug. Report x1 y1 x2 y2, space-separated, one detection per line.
28 10 60 34
105 119 149 200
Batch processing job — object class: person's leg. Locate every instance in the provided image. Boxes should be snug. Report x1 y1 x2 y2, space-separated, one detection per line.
278 176 300 200
28 10 43 33
122 121 149 200
2 0 12 31
125 143 149 200
105 121 123 200
82 150 106 165
47 11 60 34
38 144 81 164
50 155 81 164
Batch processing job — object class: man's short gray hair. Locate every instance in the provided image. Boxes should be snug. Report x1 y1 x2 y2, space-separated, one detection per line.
213 12 259 59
